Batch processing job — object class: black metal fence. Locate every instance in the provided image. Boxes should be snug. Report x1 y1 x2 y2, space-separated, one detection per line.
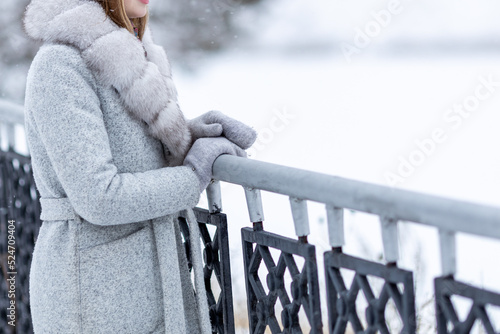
179 208 235 334
241 223 322 334
0 149 40 334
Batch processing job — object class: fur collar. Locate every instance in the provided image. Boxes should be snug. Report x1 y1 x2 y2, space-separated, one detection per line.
24 0 191 166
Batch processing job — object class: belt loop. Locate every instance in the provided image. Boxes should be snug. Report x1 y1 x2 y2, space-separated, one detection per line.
40 197 78 221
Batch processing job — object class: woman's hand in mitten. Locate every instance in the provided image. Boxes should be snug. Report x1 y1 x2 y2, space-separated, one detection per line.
188 110 257 149
183 137 247 192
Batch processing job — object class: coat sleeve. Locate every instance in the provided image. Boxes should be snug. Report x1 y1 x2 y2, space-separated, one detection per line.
25 45 201 225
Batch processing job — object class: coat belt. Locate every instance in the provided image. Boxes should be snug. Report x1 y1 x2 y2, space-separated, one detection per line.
40 197 78 221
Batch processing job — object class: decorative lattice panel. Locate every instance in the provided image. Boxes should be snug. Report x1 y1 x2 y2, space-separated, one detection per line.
0 149 41 334
179 208 235 334
435 276 500 334
241 226 323 334
324 250 416 334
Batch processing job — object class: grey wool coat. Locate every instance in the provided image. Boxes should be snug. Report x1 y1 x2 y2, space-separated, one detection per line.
23 0 211 333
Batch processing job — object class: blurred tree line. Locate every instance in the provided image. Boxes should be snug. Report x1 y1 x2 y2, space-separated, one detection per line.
0 0 263 103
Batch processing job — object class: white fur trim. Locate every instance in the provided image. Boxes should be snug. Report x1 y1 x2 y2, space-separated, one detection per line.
149 101 191 167
121 63 170 124
24 0 81 40
82 30 148 90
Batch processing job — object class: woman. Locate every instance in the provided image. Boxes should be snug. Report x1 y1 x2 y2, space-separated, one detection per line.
23 0 256 332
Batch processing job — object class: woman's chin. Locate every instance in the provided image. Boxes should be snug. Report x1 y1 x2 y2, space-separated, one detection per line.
127 8 147 19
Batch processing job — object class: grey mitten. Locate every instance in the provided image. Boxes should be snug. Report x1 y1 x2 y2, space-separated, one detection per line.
188 110 257 149
183 137 247 192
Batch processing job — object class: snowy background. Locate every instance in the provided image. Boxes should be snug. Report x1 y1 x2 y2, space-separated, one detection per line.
175 0 500 330
2 0 500 331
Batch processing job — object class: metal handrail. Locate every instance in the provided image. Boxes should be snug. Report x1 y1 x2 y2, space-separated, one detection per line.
211 154 500 277
213 155 500 240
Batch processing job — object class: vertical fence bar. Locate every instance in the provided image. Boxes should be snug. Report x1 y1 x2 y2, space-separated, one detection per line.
7 125 15 151
0 123 10 151
289 197 310 240
326 205 344 249
241 233 258 332
244 187 264 223
380 217 399 264
438 229 456 277
206 180 222 214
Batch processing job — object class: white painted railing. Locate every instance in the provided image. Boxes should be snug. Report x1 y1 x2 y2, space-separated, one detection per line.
209 154 500 277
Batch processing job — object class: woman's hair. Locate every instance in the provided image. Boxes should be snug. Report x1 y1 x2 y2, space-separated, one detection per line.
95 0 148 40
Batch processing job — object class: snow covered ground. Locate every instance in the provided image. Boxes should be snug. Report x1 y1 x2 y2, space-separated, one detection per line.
172 0 500 330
